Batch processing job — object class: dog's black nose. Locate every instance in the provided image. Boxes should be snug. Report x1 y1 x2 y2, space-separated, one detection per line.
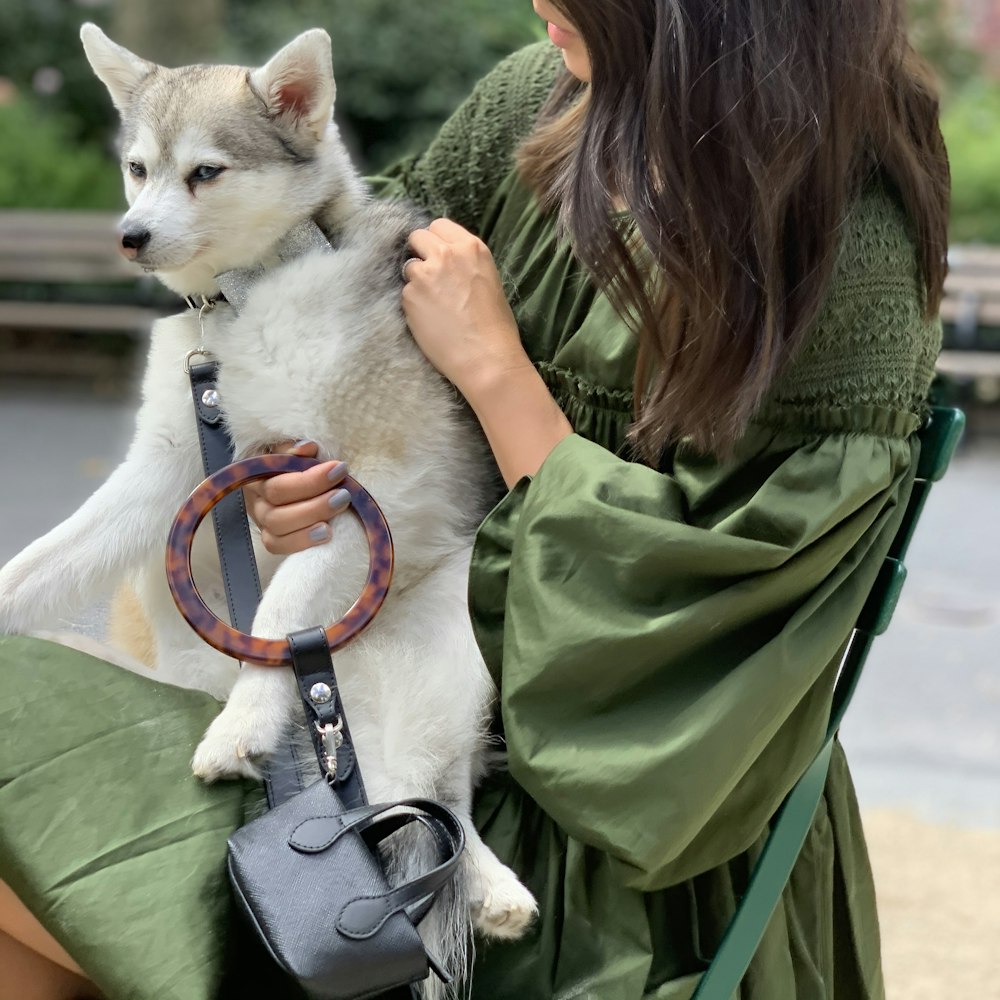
120 228 151 259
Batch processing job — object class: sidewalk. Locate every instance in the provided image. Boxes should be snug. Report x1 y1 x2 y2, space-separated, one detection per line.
2 377 998 995
865 809 1000 999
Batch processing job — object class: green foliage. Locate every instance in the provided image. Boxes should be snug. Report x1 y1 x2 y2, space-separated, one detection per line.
0 0 116 144
222 0 545 168
908 0 983 89
0 98 121 210
941 84 1000 244
0 0 543 206
0 0 996 251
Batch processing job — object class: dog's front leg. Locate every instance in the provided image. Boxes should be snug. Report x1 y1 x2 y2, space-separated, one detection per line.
190 535 361 782
0 443 198 636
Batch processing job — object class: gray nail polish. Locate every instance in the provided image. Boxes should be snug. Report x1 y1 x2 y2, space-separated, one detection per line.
328 489 351 514
309 524 330 543
327 460 349 481
293 438 316 450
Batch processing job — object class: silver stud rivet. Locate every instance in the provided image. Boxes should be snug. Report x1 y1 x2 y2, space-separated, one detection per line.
202 389 221 408
310 683 333 704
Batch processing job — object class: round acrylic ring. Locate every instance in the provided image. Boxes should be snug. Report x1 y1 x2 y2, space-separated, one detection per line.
166 454 393 666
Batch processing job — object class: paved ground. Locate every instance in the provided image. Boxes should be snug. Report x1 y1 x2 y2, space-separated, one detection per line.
865 809 1000 1000
1 373 998 997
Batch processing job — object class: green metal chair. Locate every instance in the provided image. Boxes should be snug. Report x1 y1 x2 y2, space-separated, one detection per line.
692 405 967 1000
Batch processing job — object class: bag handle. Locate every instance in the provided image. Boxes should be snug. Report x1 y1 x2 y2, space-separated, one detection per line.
291 798 465 855
289 799 465 942
286 797 464 986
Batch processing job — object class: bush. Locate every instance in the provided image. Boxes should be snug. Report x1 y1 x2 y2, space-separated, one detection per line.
0 98 121 210
0 0 544 168
223 0 545 168
0 0 116 145
941 84 1000 244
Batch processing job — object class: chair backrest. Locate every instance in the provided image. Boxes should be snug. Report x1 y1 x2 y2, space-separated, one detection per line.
690 405 967 1000
856 405 966 639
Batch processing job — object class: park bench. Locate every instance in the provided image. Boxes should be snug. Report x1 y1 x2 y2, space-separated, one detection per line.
0 210 168 339
0 209 997 379
937 244 1000 380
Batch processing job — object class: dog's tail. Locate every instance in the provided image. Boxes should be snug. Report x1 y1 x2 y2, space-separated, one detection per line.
382 825 473 1000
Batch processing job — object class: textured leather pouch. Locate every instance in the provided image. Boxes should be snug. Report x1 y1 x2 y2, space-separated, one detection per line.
228 782 463 1000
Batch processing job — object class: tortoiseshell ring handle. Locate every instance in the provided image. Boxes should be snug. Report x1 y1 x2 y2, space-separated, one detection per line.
166 454 393 667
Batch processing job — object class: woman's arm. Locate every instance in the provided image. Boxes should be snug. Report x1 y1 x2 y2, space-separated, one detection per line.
403 218 573 487
246 216 568 544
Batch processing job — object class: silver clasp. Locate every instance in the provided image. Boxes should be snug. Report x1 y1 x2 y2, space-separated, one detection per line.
182 299 219 372
316 716 344 780
183 347 214 374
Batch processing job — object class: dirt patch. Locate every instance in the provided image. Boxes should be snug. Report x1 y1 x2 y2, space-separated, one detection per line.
864 809 1000 999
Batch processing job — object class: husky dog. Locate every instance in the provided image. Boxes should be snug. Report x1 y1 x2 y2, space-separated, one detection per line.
0 23 537 981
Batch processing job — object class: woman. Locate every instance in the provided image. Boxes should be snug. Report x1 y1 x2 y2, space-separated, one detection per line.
0 1 948 998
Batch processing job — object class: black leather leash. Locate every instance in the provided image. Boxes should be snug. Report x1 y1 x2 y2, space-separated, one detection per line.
185 351 364 810
179 227 465 996
186 350 456 997
187 356 262 636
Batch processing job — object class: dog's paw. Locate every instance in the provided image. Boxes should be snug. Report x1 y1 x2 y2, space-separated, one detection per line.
0 603 34 637
191 710 271 783
0 560 47 635
469 864 539 940
0 583 29 635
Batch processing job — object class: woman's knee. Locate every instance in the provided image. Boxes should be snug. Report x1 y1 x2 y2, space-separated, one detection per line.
0 879 90 978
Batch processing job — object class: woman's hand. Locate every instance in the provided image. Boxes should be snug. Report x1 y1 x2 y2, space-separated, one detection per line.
242 218 572 549
403 218 574 487
402 218 533 398
243 439 351 555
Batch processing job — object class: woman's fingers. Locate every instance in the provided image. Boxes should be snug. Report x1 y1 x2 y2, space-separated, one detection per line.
243 439 351 554
401 218 524 393
405 227 442 261
426 217 473 243
256 513 344 557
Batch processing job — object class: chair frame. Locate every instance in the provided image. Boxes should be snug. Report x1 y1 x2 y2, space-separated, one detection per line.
691 405 966 1000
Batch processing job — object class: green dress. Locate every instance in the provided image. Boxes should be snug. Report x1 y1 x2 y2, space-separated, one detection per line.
0 43 940 1000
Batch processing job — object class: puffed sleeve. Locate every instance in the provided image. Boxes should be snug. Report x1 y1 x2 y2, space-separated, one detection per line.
468 408 920 892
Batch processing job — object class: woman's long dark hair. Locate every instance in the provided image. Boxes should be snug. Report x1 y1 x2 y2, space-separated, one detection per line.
519 0 950 459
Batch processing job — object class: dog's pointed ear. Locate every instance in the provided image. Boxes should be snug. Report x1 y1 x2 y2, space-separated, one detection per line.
249 29 335 142
80 23 156 113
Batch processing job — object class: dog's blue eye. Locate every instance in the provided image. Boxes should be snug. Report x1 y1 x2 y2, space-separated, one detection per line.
189 165 225 184
128 161 146 179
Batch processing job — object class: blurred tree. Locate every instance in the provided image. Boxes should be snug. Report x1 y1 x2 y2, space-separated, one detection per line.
0 0 116 145
2 0 995 245
113 0 225 68
0 0 542 174
908 0 982 92
221 0 545 167
941 83 1000 243
0 98 121 209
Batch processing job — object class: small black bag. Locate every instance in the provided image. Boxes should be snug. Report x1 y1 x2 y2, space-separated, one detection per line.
219 626 465 1000
228 781 464 1000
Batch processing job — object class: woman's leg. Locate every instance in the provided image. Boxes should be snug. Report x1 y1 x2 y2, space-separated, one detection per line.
0 880 103 1000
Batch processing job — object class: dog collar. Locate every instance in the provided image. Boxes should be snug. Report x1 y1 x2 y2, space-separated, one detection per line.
184 292 227 311
182 220 332 315
208 220 333 315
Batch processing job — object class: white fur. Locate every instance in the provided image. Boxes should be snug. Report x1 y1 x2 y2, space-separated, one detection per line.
80 22 155 111
0 26 537 992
